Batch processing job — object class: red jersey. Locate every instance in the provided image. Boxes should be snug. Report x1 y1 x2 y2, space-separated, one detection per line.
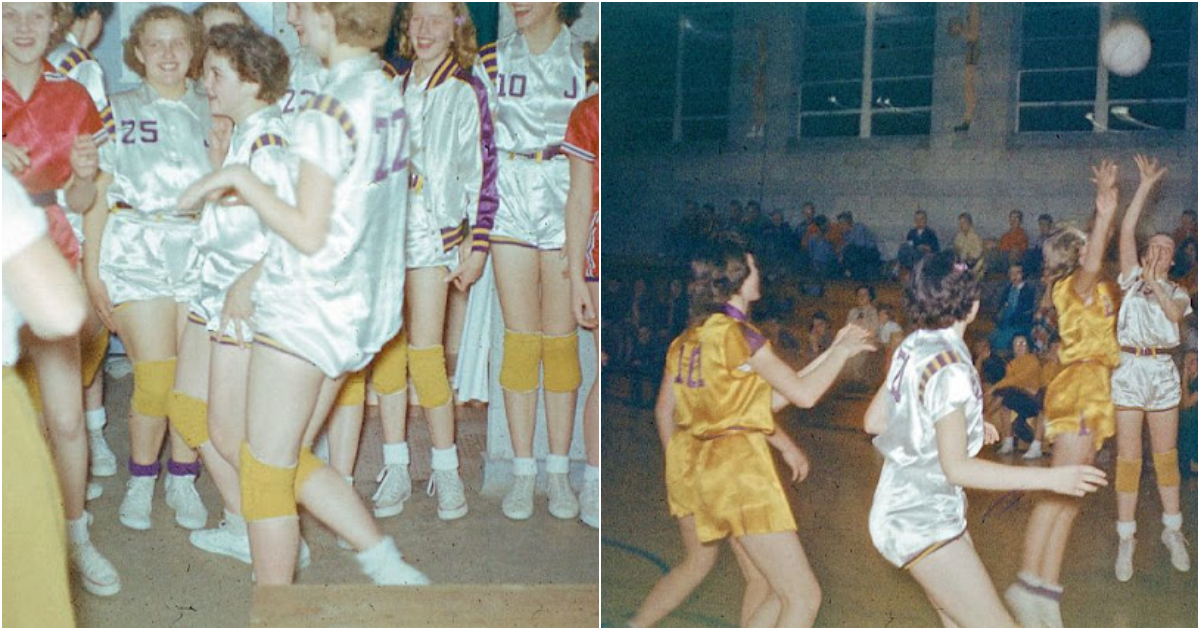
3 61 105 265
3 61 105 196
564 94 599 280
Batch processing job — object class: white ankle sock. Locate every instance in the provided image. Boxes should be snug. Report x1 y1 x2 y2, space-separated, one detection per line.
546 454 570 474
584 464 600 483
1117 520 1137 539
1163 512 1183 530
383 442 410 467
86 408 107 432
431 445 458 472
512 457 536 476
67 513 90 544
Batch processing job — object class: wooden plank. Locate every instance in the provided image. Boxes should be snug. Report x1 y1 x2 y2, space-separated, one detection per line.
251 583 598 628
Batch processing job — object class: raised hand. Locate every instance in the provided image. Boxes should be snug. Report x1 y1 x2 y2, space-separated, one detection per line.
69 135 99 180
1049 464 1107 497
1133 154 1167 189
832 322 877 357
1091 159 1119 221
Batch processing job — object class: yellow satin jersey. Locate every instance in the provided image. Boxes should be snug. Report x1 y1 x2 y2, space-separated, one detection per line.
1052 274 1119 368
666 309 775 438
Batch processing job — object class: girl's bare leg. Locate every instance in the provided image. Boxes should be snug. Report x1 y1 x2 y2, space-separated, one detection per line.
493 245 541 459
909 535 1016 627
539 251 579 457
629 516 720 628
1115 410 1144 524
29 334 87 520
584 282 599 469
1147 408 1182 516
408 267 455 448
731 538 780 627
112 298 180 467
737 531 822 627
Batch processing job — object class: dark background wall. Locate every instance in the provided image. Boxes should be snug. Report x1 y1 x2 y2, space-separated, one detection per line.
604 3 1199 258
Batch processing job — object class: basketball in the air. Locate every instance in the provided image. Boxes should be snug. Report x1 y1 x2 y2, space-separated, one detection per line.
1100 20 1152 77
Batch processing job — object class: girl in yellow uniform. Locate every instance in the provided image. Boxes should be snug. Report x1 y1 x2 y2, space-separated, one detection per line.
631 240 873 628
1006 160 1122 627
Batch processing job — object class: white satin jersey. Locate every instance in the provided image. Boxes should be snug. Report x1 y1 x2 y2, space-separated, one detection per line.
99 81 212 216
476 26 587 155
869 327 985 568
254 54 408 378
48 32 109 242
1116 265 1193 349
279 46 325 126
402 55 498 253
193 105 295 334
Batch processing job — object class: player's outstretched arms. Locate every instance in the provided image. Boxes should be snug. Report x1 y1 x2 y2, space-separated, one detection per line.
1075 160 1119 298
755 322 874 410
1118 154 1168 275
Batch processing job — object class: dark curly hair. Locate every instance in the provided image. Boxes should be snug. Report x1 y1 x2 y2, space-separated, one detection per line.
905 251 980 330
687 238 753 327
206 23 289 104
558 3 584 26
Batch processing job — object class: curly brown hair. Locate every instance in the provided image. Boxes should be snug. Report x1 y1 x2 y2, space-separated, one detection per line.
192 2 251 29
47 2 74 51
397 2 478 69
313 3 395 51
123 5 205 80
206 23 289 104
905 250 980 330
687 238 753 327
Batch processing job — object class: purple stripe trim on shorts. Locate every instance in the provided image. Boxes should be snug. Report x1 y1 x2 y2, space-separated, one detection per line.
129 459 161 477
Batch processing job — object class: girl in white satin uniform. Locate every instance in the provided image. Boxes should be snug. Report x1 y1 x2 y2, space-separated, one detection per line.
369 2 498 522
476 2 589 522
865 251 1107 627
84 5 211 536
179 3 426 587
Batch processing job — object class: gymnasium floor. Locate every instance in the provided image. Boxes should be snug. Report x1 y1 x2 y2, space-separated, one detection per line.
600 391 1198 628
69 367 598 627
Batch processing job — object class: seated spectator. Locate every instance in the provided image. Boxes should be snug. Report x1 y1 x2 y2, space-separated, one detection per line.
802 310 833 366
989 263 1036 354
988 335 1042 455
997 210 1030 268
974 338 1007 387
954 212 985 275
807 215 837 278
838 211 882 281
1172 209 1196 249
1023 338 1063 459
846 285 881 333
759 209 798 273
1022 213 1054 277
1180 349 1197 476
1172 235 1196 285
826 211 849 251
795 201 818 246
897 209 940 270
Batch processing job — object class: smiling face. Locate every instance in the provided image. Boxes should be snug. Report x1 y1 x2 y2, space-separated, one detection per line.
408 3 455 65
135 17 193 90
1012 335 1029 357
202 50 259 121
508 3 558 32
2 3 56 66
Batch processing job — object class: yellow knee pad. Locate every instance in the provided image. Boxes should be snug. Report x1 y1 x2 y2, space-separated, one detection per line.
1153 449 1181 488
410 344 451 408
239 443 298 521
372 331 408 395
80 326 109 388
335 369 367 407
1116 457 1142 495
543 332 582 393
166 391 209 449
295 447 324 494
132 358 176 417
500 330 542 393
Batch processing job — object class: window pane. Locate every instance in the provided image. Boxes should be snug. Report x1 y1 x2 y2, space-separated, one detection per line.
1106 103 1187 131
1020 69 1097 102
800 82 862 112
873 78 933 108
799 114 860 138
1019 105 1095 132
873 111 932 136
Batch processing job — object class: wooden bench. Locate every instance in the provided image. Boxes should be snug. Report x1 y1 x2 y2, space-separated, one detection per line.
251 583 598 628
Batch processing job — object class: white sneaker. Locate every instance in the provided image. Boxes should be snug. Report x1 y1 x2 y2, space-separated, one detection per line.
89 429 117 477
1041 595 1064 628
190 521 311 568
1023 442 1044 460
1115 536 1136 582
86 481 103 501
547 472 579 520
356 536 430 586
119 476 155 530
1004 582 1044 629
71 539 121 596
502 474 535 520
1162 528 1190 572
580 476 599 529
997 438 1014 455
427 469 468 521
371 464 412 518
164 474 208 530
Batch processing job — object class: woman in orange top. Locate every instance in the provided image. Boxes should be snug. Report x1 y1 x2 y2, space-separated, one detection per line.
989 334 1042 454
